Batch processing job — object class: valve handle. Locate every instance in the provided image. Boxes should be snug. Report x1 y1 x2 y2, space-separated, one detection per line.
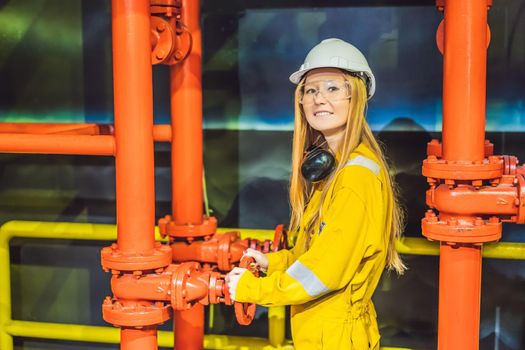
234 256 258 325
272 224 288 252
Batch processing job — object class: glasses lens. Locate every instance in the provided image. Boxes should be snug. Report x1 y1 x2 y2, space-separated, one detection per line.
300 80 350 105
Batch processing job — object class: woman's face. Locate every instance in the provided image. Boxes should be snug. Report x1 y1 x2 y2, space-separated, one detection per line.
301 68 350 139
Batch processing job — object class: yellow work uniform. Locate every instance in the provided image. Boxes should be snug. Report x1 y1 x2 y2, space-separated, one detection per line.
235 143 392 349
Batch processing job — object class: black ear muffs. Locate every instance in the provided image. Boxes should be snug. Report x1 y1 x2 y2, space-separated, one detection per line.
301 145 336 182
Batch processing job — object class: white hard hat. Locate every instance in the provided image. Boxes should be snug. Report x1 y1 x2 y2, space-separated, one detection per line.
289 38 376 99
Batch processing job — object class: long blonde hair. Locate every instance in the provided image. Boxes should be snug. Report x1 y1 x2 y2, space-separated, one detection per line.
288 72 406 275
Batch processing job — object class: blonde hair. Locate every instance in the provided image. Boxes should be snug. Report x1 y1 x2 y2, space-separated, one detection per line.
288 72 406 275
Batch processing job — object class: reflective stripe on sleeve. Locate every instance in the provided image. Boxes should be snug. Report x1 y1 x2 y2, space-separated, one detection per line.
345 155 380 175
286 260 330 297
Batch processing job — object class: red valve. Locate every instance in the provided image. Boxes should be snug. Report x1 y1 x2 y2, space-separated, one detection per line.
234 256 258 325
272 224 288 252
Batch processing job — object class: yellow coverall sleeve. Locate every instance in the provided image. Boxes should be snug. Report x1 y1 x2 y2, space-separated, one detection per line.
235 186 378 306
265 235 302 275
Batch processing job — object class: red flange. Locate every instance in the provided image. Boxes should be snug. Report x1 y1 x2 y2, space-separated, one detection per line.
169 262 223 310
422 210 502 243
422 156 503 181
516 174 525 224
150 0 182 16
159 215 217 240
101 241 172 272
217 232 240 271
150 16 192 66
102 298 171 327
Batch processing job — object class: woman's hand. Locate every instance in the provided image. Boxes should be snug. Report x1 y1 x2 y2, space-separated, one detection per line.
243 248 269 273
225 267 247 301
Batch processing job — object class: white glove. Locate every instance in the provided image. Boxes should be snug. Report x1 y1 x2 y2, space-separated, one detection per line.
225 267 247 301
243 248 269 273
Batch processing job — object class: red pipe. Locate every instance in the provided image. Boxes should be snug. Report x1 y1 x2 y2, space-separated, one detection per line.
171 0 205 348
153 125 172 142
174 304 205 350
0 134 115 155
0 123 172 142
430 184 518 216
112 0 156 255
0 123 110 135
170 0 203 226
111 0 158 348
438 243 482 350
442 0 487 161
111 274 172 301
438 1 488 349
121 327 158 350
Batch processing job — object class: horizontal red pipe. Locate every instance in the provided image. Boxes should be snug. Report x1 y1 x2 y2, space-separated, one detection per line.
0 134 115 155
152 125 171 142
0 123 111 135
111 273 171 301
0 123 172 142
170 239 245 264
430 184 518 216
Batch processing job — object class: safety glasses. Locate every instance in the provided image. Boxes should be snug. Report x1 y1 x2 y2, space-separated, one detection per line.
299 79 351 105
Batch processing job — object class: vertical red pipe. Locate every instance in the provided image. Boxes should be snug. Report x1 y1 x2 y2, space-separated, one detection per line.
174 304 205 350
442 0 487 161
112 0 155 254
112 1 157 349
438 244 482 350
121 327 158 350
170 0 203 226
438 1 488 349
170 0 205 349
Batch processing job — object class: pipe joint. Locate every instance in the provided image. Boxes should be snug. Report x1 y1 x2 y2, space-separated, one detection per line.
101 241 172 273
159 215 217 240
102 297 171 328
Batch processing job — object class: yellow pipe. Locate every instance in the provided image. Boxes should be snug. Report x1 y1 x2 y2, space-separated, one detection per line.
397 237 525 260
2 220 525 350
4 320 411 349
482 241 525 260
268 306 286 347
396 237 440 257
3 320 291 349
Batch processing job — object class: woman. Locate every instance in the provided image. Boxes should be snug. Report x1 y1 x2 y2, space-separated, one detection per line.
226 38 405 349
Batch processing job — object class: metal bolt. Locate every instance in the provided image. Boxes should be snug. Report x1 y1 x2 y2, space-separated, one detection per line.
472 179 482 188
157 23 166 32
156 50 166 60
174 50 183 60
489 156 500 164
489 216 500 224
